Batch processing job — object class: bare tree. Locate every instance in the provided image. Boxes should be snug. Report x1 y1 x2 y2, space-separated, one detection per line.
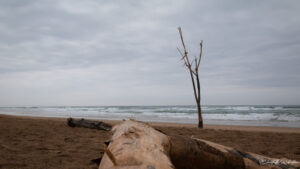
177 27 203 128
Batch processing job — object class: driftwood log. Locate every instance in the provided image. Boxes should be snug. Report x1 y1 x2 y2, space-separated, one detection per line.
99 120 299 169
67 118 112 131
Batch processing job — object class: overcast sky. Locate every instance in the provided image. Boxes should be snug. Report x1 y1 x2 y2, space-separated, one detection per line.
0 0 300 106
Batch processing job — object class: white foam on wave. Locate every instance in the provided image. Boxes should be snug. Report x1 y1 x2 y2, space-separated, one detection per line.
0 106 299 127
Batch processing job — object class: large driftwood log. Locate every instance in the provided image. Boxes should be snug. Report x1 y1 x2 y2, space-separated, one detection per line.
99 120 299 169
67 118 112 131
99 119 173 169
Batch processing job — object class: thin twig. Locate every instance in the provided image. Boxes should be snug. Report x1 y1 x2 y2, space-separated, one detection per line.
178 27 198 104
178 27 187 55
197 40 203 68
177 47 184 58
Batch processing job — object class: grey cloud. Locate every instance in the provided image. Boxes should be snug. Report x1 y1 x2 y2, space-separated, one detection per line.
0 0 300 105
0 0 181 73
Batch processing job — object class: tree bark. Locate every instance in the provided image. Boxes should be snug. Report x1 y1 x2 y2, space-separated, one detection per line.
99 120 299 169
197 103 203 128
195 72 203 128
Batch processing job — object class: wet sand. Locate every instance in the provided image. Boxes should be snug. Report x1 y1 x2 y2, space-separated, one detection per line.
0 114 299 169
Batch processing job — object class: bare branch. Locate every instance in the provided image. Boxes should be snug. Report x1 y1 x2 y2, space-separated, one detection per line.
178 27 187 55
192 70 197 76
190 60 194 68
196 73 201 106
197 40 203 68
177 47 184 58
195 57 198 71
183 62 188 68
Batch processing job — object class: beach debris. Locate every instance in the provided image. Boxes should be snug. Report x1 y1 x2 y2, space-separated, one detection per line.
67 118 112 131
99 119 174 169
99 119 300 169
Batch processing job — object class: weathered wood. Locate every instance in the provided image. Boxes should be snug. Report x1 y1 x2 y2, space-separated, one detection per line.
170 136 299 169
169 136 244 169
99 120 299 169
99 120 174 169
67 118 112 131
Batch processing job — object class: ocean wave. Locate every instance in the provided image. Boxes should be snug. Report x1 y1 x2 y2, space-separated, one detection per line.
1 105 299 124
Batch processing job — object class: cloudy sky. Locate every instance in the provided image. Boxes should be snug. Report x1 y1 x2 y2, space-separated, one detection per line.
0 0 300 106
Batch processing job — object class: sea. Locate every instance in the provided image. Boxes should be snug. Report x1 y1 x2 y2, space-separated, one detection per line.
0 105 299 128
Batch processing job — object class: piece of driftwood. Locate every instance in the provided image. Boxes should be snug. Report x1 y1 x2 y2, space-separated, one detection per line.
99 120 299 169
170 136 299 169
99 119 174 169
67 118 112 131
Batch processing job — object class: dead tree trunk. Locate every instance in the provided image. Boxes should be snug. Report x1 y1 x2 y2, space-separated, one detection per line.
177 27 204 128
99 120 300 169
196 102 203 128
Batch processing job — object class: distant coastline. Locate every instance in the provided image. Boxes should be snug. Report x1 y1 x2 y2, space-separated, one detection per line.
0 105 299 128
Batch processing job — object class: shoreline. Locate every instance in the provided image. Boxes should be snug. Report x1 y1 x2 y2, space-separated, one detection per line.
2 114 300 133
1 114 300 168
1 105 299 128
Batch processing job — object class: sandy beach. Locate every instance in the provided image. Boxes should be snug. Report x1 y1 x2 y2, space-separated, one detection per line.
0 114 299 169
